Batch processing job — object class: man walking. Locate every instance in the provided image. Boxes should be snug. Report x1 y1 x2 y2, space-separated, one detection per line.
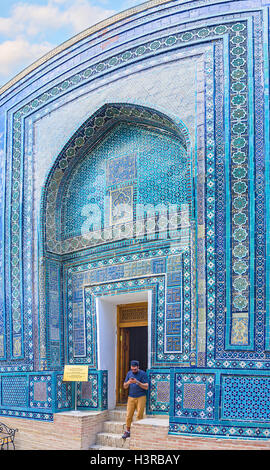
122 360 149 439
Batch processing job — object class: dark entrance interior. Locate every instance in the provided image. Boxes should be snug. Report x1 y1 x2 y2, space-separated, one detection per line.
128 326 148 373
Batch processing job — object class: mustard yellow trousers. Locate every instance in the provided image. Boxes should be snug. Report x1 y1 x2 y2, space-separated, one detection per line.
126 395 146 428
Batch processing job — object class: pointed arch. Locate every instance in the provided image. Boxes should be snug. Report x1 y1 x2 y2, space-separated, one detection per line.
40 102 192 255
38 102 193 370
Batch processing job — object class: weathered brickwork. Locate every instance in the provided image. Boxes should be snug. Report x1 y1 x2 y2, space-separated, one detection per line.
0 411 108 450
0 0 270 449
130 420 270 450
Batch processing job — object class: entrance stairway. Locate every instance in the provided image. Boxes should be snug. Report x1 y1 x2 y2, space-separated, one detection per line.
90 407 130 450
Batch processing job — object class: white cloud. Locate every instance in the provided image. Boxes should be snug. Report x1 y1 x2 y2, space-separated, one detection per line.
0 3 58 37
0 0 116 37
61 1 116 33
0 38 54 76
0 0 116 85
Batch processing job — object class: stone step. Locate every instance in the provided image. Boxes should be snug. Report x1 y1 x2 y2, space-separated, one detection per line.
96 432 130 449
103 420 126 434
90 407 166 450
89 444 129 451
108 408 127 422
108 408 148 422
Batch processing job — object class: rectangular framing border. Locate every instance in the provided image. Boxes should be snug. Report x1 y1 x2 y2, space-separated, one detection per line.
63 243 193 369
169 368 270 440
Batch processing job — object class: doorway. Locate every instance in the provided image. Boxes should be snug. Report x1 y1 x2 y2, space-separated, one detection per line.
116 303 148 405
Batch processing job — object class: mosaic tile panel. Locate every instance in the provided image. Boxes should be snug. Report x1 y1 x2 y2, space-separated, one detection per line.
56 375 73 410
1 375 28 408
33 381 47 402
77 370 108 410
0 4 266 379
183 383 206 410
51 119 190 250
110 185 133 225
106 154 136 187
46 260 62 369
0 372 63 419
29 375 52 409
157 381 170 402
82 276 164 369
0 409 53 421
211 13 267 367
0 335 4 359
174 373 215 420
31 17 259 370
0 371 112 419
170 369 270 439
64 243 192 368
148 370 170 414
136 131 188 207
81 381 92 400
169 421 270 440
221 375 270 421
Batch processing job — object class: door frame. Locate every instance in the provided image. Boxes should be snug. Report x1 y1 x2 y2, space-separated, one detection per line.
116 302 148 405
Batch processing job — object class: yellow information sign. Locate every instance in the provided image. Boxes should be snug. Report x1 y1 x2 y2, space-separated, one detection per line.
63 365 89 382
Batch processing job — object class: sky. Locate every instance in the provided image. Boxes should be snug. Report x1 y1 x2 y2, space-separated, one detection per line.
0 0 143 88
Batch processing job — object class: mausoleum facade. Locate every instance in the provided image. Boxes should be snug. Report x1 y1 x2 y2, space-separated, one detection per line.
0 0 270 447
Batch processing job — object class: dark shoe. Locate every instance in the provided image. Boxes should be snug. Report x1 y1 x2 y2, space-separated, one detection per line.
122 430 130 439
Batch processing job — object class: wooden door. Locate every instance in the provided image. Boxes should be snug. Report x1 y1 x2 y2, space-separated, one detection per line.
118 327 130 404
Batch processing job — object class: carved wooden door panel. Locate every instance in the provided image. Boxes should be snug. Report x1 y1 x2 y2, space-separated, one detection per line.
118 327 130 403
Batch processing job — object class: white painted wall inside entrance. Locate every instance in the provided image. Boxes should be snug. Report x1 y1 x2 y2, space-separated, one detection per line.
96 290 152 410
96 298 117 410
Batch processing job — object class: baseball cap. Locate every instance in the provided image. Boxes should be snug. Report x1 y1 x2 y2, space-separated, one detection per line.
130 360 139 366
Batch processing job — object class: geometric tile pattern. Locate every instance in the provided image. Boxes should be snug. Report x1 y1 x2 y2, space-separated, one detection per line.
0 372 55 420
82 276 165 369
174 373 215 419
77 371 108 410
157 381 170 403
148 371 170 414
29 375 52 409
46 116 190 253
77 380 97 408
33 381 47 402
0 371 105 418
183 383 206 410
110 185 133 225
56 376 73 411
106 154 136 187
169 370 270 439
221 376 270 421
169 421 270 440
1 375 28 408
65 244 192 368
